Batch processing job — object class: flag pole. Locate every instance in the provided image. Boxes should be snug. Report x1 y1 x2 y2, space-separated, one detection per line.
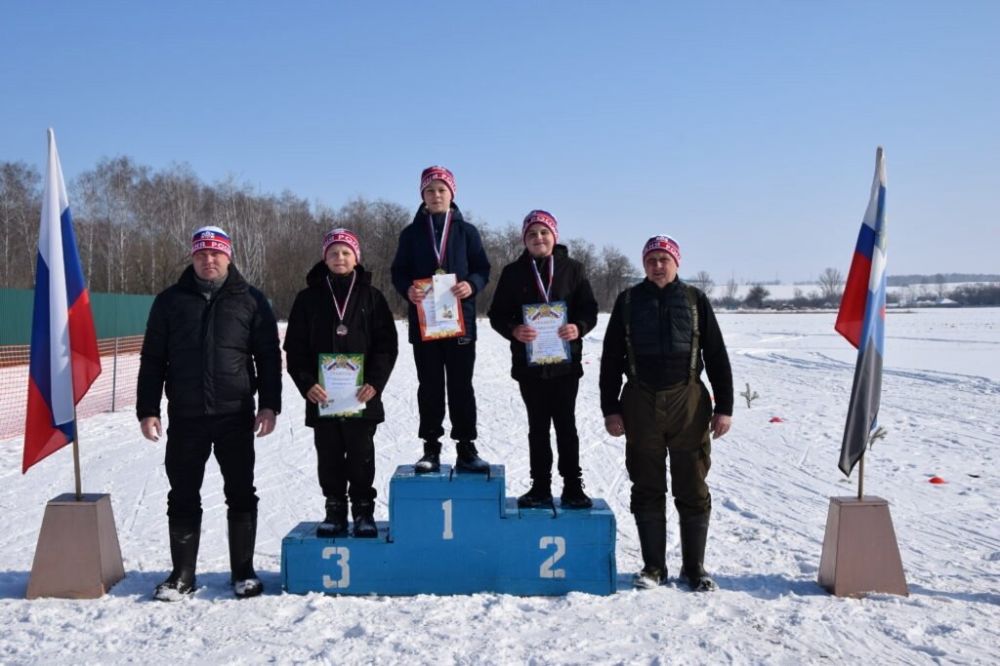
72 408 82 500
857 453 864 500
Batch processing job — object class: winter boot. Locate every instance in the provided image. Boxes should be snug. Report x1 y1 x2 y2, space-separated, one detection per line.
455 441 490 473
414 440 441 474
679 513 718 592
560 477 593 510
316 498 349 537
351 500 378 538
229 512 263 598
154 520 200 601
517 479 553 508
632 512 667 590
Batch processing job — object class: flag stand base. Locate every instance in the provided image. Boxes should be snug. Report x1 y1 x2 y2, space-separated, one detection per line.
26 493 125 599
818 496 908 597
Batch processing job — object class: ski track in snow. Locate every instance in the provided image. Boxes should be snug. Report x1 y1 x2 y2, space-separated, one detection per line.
1 308 998 664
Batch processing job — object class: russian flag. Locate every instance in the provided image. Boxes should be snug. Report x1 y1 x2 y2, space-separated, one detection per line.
22 129 101 473
835 147 887 476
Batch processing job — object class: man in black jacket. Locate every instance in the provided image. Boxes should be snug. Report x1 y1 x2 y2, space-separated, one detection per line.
600 235 733 592
137 226 281 601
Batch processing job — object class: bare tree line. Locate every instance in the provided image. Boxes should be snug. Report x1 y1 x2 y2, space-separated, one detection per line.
1 157 641 318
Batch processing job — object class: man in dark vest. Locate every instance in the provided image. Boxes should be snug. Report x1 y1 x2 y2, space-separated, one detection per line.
599 235 733 591
137 226 282 601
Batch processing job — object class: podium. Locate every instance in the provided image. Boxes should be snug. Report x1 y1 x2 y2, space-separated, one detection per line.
282 465 616 596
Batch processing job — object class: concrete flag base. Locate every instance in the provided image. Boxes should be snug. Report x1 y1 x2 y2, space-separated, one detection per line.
26 493 125 599
818 496 908 597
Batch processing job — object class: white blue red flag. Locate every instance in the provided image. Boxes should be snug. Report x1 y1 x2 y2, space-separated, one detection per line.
23 129 101 473
834 147 887 476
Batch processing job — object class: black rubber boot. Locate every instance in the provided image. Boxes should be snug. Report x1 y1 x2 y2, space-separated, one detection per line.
517 480 553 508
154 520 200 601
415 440 441 474
560 477 593 509
455 441 489 473
679 513 718 592
351 500 378 538
633 512 667 589
316 498 348 537
229 512 263 598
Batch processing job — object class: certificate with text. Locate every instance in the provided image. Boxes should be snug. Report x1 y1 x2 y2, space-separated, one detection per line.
414 277 466 341
318 353 365 418
523 301 570 366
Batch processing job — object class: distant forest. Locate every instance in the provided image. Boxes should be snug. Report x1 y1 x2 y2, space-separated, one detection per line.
1 158 639 319
4 158 998 318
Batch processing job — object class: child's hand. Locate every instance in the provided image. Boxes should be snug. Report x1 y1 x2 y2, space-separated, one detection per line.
306 384 328 404
512 325 537 343
356 384 377 403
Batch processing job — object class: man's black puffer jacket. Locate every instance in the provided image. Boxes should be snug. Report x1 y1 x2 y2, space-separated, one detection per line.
136 264 282 420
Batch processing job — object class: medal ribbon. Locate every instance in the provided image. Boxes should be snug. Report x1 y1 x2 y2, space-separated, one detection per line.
427 209 453 272
530 256 554 303
326 270 358 326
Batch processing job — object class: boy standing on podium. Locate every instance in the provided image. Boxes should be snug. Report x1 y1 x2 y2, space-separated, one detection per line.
488 210 598 509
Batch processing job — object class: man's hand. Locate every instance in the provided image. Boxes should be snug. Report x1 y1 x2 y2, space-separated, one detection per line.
255 408 277 437
512 324 537 343
711 414 732 439
140 416 162 442
557 323 580 341
451 281 473 299
605 414 626 438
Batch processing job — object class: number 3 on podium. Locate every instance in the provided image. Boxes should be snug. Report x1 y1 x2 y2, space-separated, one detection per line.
322 546 351 589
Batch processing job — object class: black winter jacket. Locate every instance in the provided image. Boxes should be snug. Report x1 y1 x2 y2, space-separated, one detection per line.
599 278 734 417
284 262 399 427
390 203 490 343
136 265 282 420
488 246 599 381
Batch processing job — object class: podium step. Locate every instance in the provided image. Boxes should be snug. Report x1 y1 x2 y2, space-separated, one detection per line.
282 465 616 596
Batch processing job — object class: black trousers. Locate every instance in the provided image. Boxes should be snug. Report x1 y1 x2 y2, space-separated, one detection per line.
164 413 258 525
412 337 477 442
313 419 377 503
518 375 582 483
622 380 713 520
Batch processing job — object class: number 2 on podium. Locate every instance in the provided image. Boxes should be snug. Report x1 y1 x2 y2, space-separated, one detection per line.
441 499 454 540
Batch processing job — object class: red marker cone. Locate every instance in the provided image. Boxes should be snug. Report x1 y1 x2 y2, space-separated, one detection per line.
769 416 783 423
929 476 947 484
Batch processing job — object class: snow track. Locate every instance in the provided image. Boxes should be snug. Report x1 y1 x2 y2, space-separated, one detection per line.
1 308 998 664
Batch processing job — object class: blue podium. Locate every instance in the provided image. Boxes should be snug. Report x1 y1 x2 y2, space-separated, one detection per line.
282 464 616 596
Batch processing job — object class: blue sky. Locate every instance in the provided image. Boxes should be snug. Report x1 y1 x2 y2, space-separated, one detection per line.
2 1 997 281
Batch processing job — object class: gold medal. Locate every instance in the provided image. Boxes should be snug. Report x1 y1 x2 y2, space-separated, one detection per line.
435 268 446 275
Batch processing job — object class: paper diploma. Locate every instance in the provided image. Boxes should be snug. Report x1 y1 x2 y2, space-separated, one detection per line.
318 353 365 417
414 278 466 341
523 301 570 365
432 273 459 321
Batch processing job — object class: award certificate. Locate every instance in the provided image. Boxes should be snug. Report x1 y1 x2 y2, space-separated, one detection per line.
523 301 570 366
318 353 365 418
432 273 459 321
415 277 466 341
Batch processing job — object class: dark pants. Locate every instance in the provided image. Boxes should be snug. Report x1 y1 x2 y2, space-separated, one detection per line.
313 419 377 503
622 380 713 520
412 337 477 442
165 413 258 525
518 375 581 482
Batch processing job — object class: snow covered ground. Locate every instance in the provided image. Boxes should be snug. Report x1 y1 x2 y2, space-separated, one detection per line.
1 308 997 664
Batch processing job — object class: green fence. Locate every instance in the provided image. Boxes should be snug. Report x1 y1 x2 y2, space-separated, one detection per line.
0 289 154 345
